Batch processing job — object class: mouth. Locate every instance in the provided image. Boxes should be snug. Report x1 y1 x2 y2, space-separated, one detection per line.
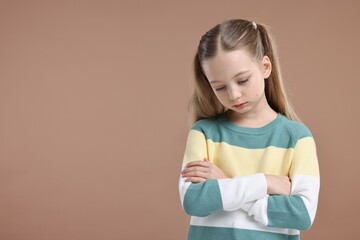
233 102 247 108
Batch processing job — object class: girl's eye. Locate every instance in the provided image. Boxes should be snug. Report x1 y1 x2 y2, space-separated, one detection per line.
238 79 248 85
215 86 226 91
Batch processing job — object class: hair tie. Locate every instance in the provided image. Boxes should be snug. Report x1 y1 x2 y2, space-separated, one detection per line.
252 21 257 30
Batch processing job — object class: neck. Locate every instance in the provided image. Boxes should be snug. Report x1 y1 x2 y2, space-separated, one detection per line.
227 105 277 128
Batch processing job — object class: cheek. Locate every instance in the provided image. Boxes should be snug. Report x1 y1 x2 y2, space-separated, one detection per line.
216 93 227 101
250 83 264 97
256 80 266 95
214 92 229 104
213 91 223 100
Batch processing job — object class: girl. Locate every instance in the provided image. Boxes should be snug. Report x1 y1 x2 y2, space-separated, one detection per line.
179 19 320 240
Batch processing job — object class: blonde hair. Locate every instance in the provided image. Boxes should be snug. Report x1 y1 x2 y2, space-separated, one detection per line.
189 19 300 124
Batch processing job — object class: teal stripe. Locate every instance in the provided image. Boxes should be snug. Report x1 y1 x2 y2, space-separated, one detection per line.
192 113 312 149
183 180 223 217
267 195 311 230
188 225 300 240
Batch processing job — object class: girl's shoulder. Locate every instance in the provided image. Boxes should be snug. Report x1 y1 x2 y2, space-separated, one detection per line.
190 115 222 132
189 113 314 142
280 115 313 139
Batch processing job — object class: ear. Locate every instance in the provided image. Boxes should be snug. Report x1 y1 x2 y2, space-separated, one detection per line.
262 55 272 79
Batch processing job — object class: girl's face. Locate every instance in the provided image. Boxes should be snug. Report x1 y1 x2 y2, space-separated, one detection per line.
202 49 272 118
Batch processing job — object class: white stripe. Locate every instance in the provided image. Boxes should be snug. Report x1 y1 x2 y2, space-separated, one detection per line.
218 173 267 211
247 195 269 226
190 210 299 235
291 174 320 223
179 164 191 206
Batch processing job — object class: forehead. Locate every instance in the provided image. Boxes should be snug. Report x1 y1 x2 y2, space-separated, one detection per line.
202 49 257 82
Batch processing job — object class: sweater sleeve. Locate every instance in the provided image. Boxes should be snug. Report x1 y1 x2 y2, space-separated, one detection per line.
179 129 268 217
244 136 320 230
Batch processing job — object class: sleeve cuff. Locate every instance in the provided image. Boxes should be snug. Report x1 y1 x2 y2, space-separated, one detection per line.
218 173 267 211
245 173 267 201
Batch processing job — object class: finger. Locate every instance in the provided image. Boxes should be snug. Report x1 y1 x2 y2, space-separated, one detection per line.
186 177 207 183
186 160 205 167
186 160 210 168
182 166 208 174
182 169 208 178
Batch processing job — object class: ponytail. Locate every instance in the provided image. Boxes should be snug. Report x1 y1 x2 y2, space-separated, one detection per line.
257 24 300 121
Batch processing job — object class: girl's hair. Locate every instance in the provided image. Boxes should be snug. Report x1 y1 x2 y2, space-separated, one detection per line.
189 19 300 123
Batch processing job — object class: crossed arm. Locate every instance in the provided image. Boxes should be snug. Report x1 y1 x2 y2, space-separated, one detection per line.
182 158 292 195
179 129 320 230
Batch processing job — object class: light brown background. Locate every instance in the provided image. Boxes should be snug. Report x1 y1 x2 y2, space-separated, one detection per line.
0 1 359 239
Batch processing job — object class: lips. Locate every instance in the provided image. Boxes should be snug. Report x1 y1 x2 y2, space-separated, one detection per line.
233 102 247 108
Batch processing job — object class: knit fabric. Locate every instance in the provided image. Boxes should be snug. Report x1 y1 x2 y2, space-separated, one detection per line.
179 112 320 240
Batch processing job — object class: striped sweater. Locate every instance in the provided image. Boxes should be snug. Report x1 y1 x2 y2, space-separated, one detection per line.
179 112 320 240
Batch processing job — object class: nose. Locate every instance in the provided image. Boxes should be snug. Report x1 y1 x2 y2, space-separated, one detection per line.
228 86 241 101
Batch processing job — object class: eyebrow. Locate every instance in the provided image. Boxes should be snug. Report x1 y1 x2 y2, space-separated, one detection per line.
209 70 250 84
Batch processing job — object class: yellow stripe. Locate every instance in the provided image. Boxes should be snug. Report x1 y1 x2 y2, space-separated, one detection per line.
207 141 293 177
182 130 208 165
289 137 320 177
182 130 319 178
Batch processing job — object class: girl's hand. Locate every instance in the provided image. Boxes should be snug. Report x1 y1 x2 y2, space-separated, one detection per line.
181 158 228 183
265 174 291 195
